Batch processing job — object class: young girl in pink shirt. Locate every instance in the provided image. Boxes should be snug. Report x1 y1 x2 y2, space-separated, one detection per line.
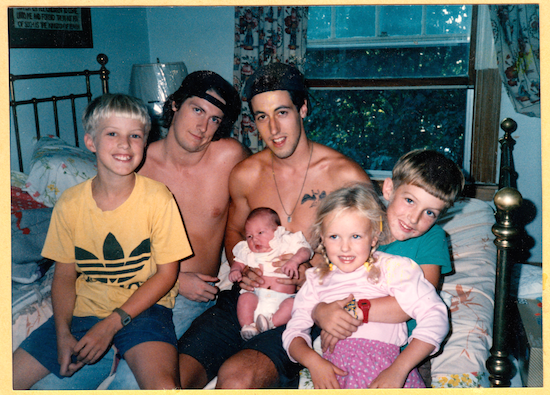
282 183 449 389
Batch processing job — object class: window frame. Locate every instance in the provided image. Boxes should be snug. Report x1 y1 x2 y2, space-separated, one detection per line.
305 5 499 199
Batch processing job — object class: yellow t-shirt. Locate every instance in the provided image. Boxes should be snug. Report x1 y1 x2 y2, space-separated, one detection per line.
42 174 192 318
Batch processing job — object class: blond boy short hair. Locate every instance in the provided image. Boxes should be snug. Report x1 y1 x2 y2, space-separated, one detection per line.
82 93 151 138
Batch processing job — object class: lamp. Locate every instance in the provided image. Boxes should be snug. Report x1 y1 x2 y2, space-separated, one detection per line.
129 60 188 139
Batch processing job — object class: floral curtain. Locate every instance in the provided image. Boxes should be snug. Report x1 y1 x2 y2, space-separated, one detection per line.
233 6 308 152
489 5 540 118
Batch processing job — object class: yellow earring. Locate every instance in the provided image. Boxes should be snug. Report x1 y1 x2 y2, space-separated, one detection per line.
379 216 383 233
329 263 334 271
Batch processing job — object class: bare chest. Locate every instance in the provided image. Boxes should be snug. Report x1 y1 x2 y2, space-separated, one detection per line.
247 173 327 237
141 165 230 222
174 172 230 221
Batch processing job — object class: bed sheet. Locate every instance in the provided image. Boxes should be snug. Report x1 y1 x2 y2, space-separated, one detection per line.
12 172 56 348
11 184 53 281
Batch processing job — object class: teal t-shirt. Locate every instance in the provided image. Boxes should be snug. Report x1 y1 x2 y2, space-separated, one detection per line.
377 224 452 337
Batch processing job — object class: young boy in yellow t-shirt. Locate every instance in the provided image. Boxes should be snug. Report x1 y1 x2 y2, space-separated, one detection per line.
13 94 192 390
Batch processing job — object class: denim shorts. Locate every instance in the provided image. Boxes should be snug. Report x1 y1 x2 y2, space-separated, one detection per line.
20 304 176 378
107 293 217 390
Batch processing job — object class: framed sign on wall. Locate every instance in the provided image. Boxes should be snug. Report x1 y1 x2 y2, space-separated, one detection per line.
8 7 93 48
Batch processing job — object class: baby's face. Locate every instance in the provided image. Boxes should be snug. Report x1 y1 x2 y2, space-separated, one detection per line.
245 216 277 253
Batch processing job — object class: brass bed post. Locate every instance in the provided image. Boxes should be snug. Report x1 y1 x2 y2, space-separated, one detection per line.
97 53 110 94
9 75 24 173
486 118 523 387
498 118 518 190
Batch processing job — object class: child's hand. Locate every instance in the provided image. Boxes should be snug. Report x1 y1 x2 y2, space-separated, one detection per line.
368 365 407 388
273 254 309 288
320 329 340 353
280 258 300 279
57 332 84 377
73 316 118 365
310 359 347 389
312 295 361 339
229 269 243 283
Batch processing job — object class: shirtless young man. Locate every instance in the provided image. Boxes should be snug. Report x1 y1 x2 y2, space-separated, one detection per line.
107 71 250 389
177 63 371 389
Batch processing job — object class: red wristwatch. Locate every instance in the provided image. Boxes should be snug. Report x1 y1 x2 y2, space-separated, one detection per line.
357 299 371 323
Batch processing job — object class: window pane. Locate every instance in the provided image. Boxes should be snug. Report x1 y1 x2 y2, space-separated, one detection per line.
379 5 422 37
306 89 466 172
334 6 375 38
306 5 472 79
305 44 470 79
308 6 332 40
426 5 471 35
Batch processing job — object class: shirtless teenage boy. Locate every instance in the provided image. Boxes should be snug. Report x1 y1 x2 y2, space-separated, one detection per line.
139 71 249 318
177 63 371 389
108 71 250 389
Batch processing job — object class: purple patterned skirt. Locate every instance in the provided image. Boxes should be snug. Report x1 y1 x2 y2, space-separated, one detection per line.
323 338 425 389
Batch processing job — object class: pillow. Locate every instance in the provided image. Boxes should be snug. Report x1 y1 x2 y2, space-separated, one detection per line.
511 263 543 299
22 136 97 207
431 197 497 388
11 170 28 189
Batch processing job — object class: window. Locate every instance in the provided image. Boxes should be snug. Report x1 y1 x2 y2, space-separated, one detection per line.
305 5 483 182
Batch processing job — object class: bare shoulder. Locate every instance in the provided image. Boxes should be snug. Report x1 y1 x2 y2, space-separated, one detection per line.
313 142 370 185
229 149 269 187
211 137 252 164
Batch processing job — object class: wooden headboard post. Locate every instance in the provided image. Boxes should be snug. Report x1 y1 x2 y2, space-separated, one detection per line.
486 119 523 387
10 54 109 173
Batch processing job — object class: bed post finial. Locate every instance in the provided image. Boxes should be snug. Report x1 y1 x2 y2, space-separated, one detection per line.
97 53 110 94
487 186 523 387
498 118 518 190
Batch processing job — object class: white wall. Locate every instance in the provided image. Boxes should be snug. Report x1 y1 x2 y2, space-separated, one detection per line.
146 7 234 83
499 87 543 263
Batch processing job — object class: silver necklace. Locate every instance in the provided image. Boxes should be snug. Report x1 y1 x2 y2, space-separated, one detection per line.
271 142 313 223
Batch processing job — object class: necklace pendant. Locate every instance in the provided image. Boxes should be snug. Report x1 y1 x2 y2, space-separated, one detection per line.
288 216 292 223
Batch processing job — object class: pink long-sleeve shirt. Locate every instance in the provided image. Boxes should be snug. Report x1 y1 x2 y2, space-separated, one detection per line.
282 251 449 362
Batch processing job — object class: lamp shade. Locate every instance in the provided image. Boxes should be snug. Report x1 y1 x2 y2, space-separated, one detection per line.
129 61 188 119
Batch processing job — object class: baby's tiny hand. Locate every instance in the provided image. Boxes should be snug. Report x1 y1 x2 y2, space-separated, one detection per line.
282 260 300 279
229 270 243 283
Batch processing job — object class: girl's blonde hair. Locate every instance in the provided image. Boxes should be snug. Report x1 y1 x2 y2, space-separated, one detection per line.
309 183 391 283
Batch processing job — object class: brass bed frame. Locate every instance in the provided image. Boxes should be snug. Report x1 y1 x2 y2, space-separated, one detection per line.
9 53 110 173
487 117 524 387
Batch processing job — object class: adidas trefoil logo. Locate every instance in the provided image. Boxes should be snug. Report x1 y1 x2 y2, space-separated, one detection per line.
75 232 151 288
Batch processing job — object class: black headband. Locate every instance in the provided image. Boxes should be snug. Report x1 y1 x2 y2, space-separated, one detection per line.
175 70 241 124
195 91 227 114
